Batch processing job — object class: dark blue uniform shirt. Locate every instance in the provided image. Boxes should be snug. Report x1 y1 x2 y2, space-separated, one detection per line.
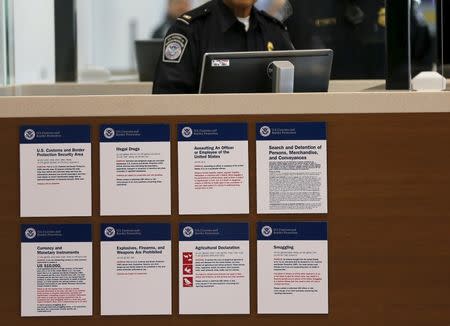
153 0 294 94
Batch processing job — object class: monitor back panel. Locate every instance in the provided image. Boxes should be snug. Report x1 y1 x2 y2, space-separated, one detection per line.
200 51 333 93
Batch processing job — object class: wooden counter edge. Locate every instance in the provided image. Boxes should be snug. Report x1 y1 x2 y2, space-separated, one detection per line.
0 91 449 118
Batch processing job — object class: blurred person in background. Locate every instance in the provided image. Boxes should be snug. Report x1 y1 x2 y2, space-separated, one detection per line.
286 0 431 79
152 0 192 39
257 0 292 21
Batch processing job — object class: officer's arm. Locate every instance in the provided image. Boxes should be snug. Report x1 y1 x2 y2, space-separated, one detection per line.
152 23 198 94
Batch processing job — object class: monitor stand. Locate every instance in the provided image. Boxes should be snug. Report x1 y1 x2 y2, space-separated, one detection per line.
268 61 295 93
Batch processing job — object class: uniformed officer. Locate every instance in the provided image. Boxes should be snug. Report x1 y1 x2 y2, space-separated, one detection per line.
285 0 431 79
152 0 294 94
286 0 387 79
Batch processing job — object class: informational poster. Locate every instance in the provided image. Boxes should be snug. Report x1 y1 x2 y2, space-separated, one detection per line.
101 223 171 315
20 125 92 217
100 124 171 216
21 224 92 317
257 222 328 314
179 223 250 315
178 123 249 215
256 122 328 214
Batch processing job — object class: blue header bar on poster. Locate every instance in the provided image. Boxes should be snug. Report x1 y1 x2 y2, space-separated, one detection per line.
179 223 249 241
20 125 91 144
257 222 327 241
21 224 92 243
178 123 247 141
256 122 326 141
100 124 170 142
101 223 171 241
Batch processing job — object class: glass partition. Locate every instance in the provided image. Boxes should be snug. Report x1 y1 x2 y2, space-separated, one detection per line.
0 0 7 86
0 0 447 94
286 0 387 80
408 0 438 77
439 0 450 85
408 0 446 90
438 0 449 85
76 0 390 82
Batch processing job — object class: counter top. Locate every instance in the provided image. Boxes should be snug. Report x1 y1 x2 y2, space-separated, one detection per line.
0 80 448 118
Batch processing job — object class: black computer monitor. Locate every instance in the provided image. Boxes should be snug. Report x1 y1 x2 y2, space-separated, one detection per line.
135 40 164 81
199 50 333 94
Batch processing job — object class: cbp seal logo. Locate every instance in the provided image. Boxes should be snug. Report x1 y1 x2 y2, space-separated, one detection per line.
104 226 116 238
261 225 273 238
181 126 193 138
165 42 182 60
259 126 271 137
103 127 115 139
24 129 36 141
163 33 188 63
25 227 37 239
182 226 194 238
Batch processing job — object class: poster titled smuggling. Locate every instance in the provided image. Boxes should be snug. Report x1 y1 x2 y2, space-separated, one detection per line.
101 223 172 315
20 125 92 217
257 222 328 314
179 223 250 314
256 122 328 214
21 224 92 316
100 124 171 216
178 123 249 215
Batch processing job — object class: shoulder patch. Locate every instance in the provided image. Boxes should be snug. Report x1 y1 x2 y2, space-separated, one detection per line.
260 10 288 30
163 33 188 64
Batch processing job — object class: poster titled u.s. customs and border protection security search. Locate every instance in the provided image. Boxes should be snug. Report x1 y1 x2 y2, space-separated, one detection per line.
256 122 328 214
20 125 92 217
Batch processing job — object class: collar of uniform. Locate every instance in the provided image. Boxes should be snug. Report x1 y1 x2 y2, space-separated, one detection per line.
216 0 259 32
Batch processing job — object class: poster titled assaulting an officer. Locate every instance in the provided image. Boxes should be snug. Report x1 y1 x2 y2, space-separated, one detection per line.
178 123 249 215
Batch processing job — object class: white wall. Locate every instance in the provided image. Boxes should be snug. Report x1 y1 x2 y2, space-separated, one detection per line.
77 0 210 74
77 0 167 73
76 0 94 74
13 0 55 84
